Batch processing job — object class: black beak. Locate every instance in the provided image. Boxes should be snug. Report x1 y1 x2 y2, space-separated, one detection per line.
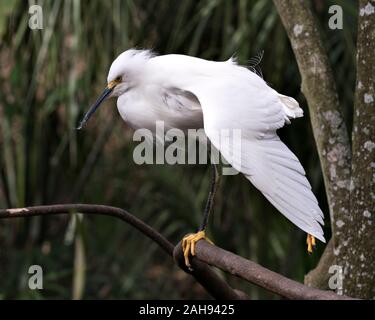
77 86 114 130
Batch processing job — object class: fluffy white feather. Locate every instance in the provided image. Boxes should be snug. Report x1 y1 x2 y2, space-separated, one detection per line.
108 49 325 242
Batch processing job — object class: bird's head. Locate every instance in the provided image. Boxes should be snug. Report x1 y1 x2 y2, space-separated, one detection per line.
77 49 154 130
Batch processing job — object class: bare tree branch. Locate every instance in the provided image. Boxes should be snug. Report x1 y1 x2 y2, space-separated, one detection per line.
173 244 248 300
0 204 243 300
176 241 354 300
273 0 352 289
0 204 174 255
0 204 355 300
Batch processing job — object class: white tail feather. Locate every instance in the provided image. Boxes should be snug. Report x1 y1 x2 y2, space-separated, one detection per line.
278 94 303 123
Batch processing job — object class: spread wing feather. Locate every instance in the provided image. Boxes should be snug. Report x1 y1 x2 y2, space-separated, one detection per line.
185 69 325 242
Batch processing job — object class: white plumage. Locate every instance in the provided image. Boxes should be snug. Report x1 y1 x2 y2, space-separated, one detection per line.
89 49 326 243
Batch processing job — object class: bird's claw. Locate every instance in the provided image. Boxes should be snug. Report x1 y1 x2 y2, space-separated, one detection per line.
181 230 213 270
306 234 316 254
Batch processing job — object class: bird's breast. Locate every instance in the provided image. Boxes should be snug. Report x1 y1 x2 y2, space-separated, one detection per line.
116 87 203 133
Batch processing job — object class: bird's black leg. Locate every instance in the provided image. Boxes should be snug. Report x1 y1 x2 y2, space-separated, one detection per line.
198 163 220 232
182 163 219 269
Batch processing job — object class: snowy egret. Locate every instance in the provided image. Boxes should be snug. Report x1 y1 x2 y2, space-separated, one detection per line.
78 49 325 268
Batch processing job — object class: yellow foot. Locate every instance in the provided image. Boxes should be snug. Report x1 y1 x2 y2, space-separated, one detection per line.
306 234 316 254
182 230 213 269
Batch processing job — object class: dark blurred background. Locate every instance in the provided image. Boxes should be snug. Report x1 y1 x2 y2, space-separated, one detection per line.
0 0 356 299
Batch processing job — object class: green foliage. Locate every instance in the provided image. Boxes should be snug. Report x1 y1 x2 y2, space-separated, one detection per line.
0 0 356 299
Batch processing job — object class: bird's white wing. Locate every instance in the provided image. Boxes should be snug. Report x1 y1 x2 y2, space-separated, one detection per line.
186 71 325 242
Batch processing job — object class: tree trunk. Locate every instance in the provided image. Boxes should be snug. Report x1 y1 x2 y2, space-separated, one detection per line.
343 0 375 298
274 0 375 298
273 0 351 289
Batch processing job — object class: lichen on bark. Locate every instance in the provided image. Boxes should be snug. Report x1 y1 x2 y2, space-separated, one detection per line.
345 0 375 299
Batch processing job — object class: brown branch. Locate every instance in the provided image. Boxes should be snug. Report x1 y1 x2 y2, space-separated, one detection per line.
273 0 352 289
0 204 243 300
0 204 356 299
173 245 247 300
175 241 355 300
0 204 174 255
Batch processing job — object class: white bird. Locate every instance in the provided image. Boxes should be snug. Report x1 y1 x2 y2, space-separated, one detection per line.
78 49 325 267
